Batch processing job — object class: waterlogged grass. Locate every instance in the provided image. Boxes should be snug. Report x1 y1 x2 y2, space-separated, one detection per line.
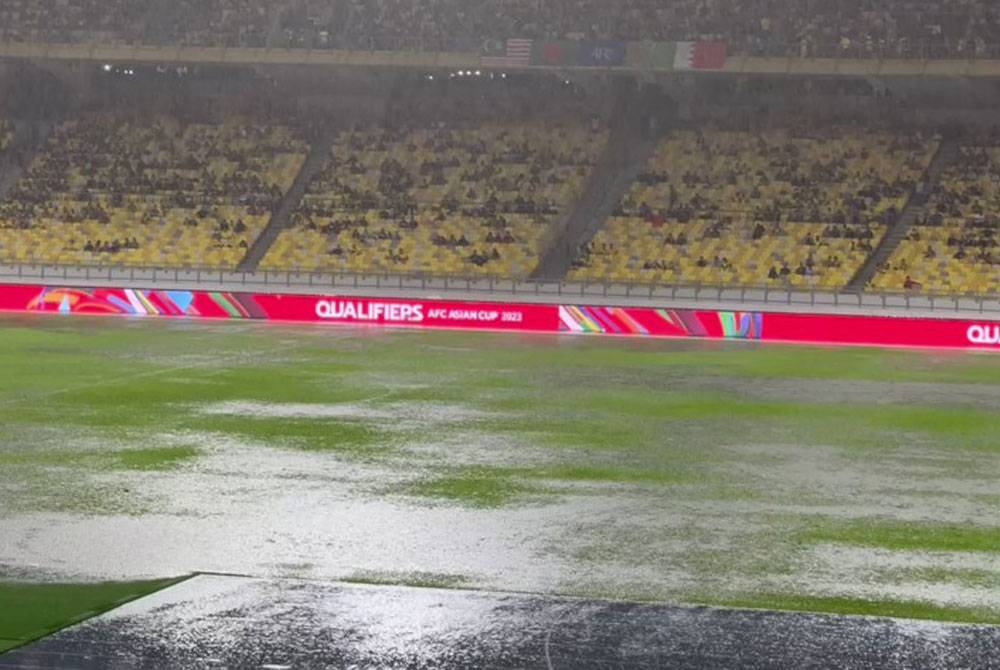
62 369 374 411
483 388 1000 454
408 469 539 508
7 475 150 516
405 463 699 507
4 317 1000 623
566 390 1000 445
529 464 692 485
345 571 471 590
0 578 185 653
186 415 389 455
521 342 1000 385
0 447 199 472
692 593 1000 626
0 433 197 514
112 446 199 471
888 567 1000 590
800 520 1000 554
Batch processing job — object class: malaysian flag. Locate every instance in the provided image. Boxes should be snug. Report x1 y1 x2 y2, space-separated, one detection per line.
480 38 533 67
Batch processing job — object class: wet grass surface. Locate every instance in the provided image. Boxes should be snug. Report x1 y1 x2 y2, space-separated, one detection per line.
1 315 999 624
189 415 389 455
0 578 183 653
6 576 1000 670
344 571 472 589
694 593 1000 626
406 463 695 508
407 469 540 508
800 520 1000 554
2 447 198 471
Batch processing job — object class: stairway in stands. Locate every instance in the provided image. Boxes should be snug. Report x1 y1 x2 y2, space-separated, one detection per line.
531 85 665 281
0 121 54 199
846 138 960 292
141 0 182 44
237 130 336 272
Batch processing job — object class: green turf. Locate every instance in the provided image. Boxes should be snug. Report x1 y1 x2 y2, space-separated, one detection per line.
187 415 389 455
0 446 199 470
345 571 471 589
408 468 539 508
1 315 999 625
694 593 1000 626
112 446 201 471
0 578 184 653
404 462 697 507
800 520 1000 554
889 567 1000 589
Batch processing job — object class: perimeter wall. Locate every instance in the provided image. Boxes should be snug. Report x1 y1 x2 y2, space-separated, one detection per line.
3 283 1000 352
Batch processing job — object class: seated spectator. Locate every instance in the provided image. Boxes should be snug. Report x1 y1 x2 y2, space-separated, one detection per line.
0 112 309 269
264 116 606 277
6 0 1000 62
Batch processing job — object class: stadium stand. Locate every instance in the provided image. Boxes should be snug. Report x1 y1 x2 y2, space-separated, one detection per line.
262 121 606 277
0 0 150 44
0 22 996 299
277 0 1000 58
0 115 307 268
873 138 1000 294
2 0 999 59
567 127 937 289
156 0 285 47
0 119 12 152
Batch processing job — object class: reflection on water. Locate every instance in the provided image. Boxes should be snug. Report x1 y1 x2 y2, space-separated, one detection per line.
3 576 998 670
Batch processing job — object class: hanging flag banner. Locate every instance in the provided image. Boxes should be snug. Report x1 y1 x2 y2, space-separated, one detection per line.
527 39 727 71
672 41 728 70
628 41 677 69
576 41 628 67
480 38 534 67
533 40 579 66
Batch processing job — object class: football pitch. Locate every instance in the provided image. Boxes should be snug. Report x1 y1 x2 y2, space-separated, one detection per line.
1 313 999 648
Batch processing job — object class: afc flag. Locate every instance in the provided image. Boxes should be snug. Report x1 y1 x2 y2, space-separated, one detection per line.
577 41 627 67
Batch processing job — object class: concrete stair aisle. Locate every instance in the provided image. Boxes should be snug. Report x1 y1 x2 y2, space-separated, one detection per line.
129 0 161 45
141 0 183 45
236 130 336 271
846 139 960 292
0 121 54 200
265 0 295 48
529 134 660 281
531 82 667 281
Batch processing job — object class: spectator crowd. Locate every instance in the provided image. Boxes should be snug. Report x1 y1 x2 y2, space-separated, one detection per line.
0 0 150 44
874 138 1000 294
263 120 604 277
0 113 307 268
570 125 937 289
2 0 1000 59
0 119 13 152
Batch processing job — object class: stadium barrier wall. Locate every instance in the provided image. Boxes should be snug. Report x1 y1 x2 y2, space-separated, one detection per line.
2 284 1000 351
